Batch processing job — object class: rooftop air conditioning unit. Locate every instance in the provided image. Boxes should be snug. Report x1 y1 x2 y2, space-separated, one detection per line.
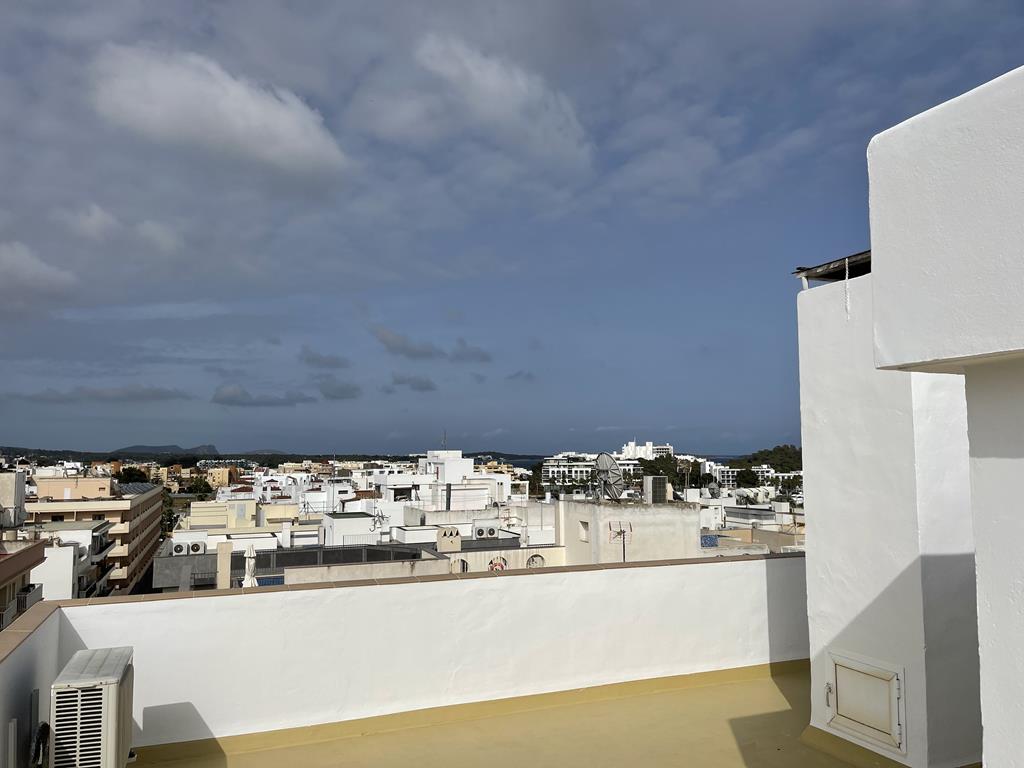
475 526 498 539
188 541 206 555
170 542 188 557
49 646 134 768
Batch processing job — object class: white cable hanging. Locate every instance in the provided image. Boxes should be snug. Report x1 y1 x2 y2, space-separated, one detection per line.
844 256 851 320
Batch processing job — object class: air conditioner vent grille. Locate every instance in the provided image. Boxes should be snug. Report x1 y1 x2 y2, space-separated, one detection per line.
52 686 105 767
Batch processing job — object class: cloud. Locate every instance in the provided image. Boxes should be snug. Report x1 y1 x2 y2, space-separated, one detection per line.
136 220 183 253
203 364 246 379
314 374 362 400
350 33 591 171
8 384 193 403
90 44 346 175
298 345 349 369
481 427 508 438
388 373 438 393
506 370 536 382
211 383 315 407
370 326 445 360
414 34 591 169
0 242 76 312
449 338 492 363
470 372 487 384
53 203 121 240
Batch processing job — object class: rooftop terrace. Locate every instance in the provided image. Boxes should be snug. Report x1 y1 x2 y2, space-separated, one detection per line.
134 661 890 768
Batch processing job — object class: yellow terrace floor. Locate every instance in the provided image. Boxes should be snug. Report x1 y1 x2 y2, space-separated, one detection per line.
135 661 900 768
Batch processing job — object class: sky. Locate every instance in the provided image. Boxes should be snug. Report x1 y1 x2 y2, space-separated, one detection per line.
1 1 1022 456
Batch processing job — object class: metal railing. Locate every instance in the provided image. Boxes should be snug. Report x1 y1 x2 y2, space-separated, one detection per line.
0 583 42 630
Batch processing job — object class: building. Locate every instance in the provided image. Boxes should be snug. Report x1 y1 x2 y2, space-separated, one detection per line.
30 520 115 600
205 465 238 488
0 470 26 527
619 440 674 460
0 537 45 629
560 500 701 565
541 452 641 486
25 479 163 592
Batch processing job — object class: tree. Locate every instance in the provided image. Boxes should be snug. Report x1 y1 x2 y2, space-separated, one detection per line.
114 467 148 483
735 468 759 487
186 479 213 496
528 462 544 495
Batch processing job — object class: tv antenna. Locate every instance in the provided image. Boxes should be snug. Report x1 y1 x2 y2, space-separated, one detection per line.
594 452 624 502
608 520 633 562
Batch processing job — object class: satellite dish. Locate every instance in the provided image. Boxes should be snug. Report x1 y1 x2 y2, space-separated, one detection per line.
708 481 721 499
594 452 624 501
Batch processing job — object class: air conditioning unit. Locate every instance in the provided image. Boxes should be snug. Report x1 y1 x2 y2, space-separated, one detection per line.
474 526 498 539
170 542 188 556
188 541 206 555
49 646 134 768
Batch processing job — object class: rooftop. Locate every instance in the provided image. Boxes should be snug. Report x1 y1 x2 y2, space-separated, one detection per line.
133 661 892 768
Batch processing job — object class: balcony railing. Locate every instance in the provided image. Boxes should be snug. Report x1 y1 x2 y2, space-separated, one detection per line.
0 583 43 630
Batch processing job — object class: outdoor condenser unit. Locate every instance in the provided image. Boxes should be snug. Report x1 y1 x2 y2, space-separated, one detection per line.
49 646 134 768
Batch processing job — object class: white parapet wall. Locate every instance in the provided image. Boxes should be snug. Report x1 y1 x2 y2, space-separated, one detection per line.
798 274 979 768
52 556 808 747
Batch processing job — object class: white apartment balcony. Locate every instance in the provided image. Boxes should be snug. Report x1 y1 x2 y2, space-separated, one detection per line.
0 554 872 768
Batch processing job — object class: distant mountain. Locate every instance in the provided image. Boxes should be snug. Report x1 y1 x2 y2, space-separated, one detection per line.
112 444 219 456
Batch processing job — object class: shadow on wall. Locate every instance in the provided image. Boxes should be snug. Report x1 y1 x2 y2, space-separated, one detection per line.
729 553 981 768
55 613 227 767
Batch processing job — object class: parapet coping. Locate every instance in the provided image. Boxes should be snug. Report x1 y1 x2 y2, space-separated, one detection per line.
0 551 805 661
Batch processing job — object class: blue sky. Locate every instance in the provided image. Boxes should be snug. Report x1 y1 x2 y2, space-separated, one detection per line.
1 1 1022 455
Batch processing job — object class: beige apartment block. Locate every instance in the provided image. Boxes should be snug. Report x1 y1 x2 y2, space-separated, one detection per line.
205 466 239 488
26 480 162 592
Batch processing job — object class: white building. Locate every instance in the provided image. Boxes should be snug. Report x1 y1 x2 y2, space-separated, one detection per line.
619 441 674 460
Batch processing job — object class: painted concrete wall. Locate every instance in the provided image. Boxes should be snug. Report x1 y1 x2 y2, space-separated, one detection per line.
559 501 701 565
0 610 61 762
869 65 1024 371
963 358 1024 767
59 556 808 747
798 275 979 767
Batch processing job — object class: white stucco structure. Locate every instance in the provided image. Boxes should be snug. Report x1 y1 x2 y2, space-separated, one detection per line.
53 556 807 747
798 275 979 767
866 64 1024 767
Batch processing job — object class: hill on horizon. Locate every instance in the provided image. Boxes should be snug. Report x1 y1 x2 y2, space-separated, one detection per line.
112 444 219 457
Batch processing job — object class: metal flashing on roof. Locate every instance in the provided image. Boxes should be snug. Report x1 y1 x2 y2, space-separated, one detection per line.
793 250 871 283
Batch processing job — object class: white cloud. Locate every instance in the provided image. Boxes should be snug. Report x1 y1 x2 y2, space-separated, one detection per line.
0 242 76 312
136 219 183 253
351 34 591 170
91 44 346 175
54 203 121 240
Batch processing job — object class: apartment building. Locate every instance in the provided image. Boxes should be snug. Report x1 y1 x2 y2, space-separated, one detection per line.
25 478 163 592
0 538 45 629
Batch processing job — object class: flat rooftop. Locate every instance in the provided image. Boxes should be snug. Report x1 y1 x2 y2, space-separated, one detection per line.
133 662 877 768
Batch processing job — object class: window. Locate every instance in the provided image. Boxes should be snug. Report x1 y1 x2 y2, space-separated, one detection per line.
51 514 64 523
578 520 589 542
526 554 545 569
454 558 469 574
92 514 105 521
